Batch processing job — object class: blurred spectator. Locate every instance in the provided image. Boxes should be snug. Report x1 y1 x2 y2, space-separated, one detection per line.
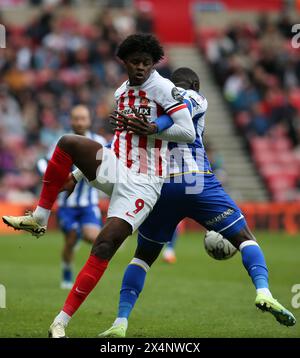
0 84 25 137
248 102 270 136
135 2 154 33
277 11 294 39
0 132 16 178
202 13 300 201
0 5 173 201
26 6 55 43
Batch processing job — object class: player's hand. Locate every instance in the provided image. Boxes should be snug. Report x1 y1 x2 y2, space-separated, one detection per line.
109 107 158 135
109 110 128 132
126 106 158 135
60 173 76 198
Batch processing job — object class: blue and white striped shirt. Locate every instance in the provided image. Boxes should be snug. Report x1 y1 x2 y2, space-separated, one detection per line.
168 89 212 176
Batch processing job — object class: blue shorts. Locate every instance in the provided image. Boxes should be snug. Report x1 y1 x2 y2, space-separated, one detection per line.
57 205 102 234
138 173 246 244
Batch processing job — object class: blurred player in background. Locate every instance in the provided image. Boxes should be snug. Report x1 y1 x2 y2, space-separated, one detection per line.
161 229 178 264
2 34 196 338
37 105 106 289
99 67 296 338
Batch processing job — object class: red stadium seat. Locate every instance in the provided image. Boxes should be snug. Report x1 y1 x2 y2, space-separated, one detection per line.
270 138 292 152
260 164 282 178
289 87 300 113
276 151 297 166
253 151 277 166
267 173 297 190
250 137 272 153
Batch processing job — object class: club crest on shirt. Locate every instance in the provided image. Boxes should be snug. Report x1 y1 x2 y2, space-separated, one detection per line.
171 87 184 102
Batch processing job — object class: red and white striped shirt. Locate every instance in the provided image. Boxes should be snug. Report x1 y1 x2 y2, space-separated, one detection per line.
112 70 187 177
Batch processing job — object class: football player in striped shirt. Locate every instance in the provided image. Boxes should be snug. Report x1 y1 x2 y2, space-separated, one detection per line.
37 105 106 289
98 67 296 338
2 34 196 338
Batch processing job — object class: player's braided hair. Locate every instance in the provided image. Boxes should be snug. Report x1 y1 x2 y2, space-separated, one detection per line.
116 34 164 64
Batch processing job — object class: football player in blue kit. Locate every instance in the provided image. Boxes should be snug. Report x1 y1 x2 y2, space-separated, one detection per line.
37 105 106 289
99 67 296 337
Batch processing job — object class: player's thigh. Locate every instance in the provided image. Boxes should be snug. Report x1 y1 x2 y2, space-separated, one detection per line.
59 134 103 181
189 177 247 238
138 180 185 244
138 204 182 245
57 207 79 235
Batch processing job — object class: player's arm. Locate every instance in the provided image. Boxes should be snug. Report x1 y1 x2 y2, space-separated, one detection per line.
36 140 58 175
151 98 194 142
110 98 195 143
110 108 195 143
153 98 192 132
58 168 85 198
36 157 49 176
151 84 195 143
111 82 195 142
154 97 193 133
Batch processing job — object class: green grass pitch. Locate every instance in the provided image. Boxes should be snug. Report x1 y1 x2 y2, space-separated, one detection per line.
0 230 299 338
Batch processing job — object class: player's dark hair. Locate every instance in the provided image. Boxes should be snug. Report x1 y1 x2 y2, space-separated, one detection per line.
171 67 200 92
116 34 164 64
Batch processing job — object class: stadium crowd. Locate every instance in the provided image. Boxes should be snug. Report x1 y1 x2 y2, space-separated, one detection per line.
200 13 300 200
2 3 299 202
0 4 172 202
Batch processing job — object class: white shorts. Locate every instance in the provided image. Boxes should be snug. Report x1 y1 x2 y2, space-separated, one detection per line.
89 147 164 232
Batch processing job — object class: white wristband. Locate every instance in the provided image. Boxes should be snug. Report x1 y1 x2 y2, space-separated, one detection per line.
72 168 84 183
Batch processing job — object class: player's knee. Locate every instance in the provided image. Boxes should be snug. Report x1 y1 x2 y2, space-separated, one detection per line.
91 239 116 260
91 218 130 259
57 134 77 153
228 227 256 248
238 227 256 242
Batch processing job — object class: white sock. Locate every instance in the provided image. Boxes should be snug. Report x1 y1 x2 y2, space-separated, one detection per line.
163 247 175 257
257 288 273 298
113 317 128 329
54 310 71 327
33 206 50 226
62 261 72 270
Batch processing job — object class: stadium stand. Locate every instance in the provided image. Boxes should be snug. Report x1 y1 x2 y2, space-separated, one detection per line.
197 10 300 202
1 0 300 233
0 2 172 203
